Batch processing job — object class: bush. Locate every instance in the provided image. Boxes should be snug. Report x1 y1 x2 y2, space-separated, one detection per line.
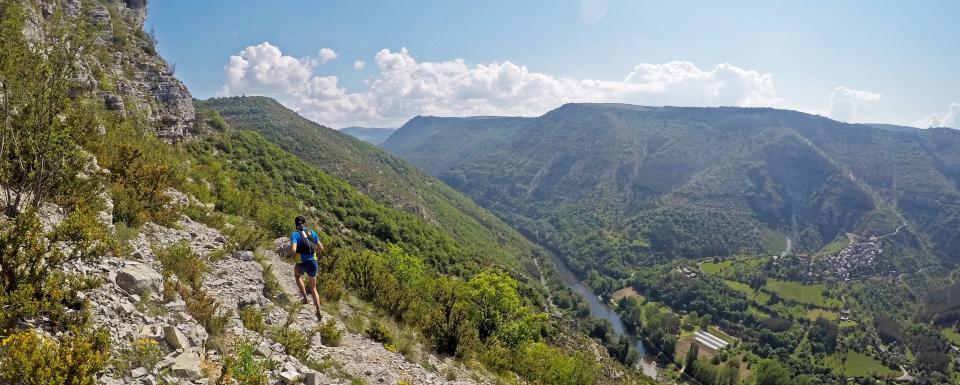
271 326 311 361
221 339 269 385
95 119 183 227
112 338 165 375
0 0 95 217
226 223 268 253
239 306 266 334
317 319 342 347
0 208 110 333
182 204 225 230
365 320 393 345
182 286 231 341
156 242 207 289
0 327 111 385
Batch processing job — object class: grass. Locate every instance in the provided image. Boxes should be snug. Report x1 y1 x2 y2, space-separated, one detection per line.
747 306 770 320
723 279 771 304
828 351 899 378
700 260 733 275
806 308 838 321
611 287 643 302
816 235 851 257
764 279 841 308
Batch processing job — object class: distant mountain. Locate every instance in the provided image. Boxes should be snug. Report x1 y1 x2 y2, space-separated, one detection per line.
341 126 396 144
195 97 537 271
383 103 960 276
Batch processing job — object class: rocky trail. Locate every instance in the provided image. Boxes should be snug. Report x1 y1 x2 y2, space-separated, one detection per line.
66 198 490 385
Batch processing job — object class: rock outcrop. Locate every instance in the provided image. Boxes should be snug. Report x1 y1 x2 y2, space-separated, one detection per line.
24 0 195 141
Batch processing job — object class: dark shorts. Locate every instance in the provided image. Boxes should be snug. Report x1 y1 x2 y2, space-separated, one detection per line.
296 259 318 278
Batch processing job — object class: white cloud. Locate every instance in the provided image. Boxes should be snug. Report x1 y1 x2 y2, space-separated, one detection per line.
913 102 960 129
318 48 338 63
353 60 365 70
219 43 785 127
827 86 882 122
580 0 609 24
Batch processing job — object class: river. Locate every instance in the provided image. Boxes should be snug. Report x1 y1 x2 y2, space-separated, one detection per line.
539 248 661 378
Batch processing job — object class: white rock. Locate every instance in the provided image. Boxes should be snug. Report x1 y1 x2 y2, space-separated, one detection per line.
170 350 202 380
131 367 148 378
279 371 300 384
303 372 330 385
163 325 190 350
255 342 273 358
116 263 163 294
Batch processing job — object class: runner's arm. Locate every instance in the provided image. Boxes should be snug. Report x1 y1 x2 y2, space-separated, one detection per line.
289 233 298 256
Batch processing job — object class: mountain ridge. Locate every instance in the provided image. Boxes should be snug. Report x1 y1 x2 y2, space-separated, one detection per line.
383 103 959 278
196 96 538 272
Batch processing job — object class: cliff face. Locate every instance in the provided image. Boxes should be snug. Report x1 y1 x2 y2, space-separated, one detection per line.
24 0 195 141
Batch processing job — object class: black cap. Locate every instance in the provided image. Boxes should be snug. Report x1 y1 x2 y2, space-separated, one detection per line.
295 215 306 226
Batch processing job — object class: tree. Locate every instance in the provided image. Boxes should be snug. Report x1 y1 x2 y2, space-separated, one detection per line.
755 359 792 385
467 272 523 342
684 343 699 372
425 277 475 357
0 0 93 216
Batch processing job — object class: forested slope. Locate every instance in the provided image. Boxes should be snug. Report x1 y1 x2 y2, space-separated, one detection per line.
196 96 537 272
384 104 959 278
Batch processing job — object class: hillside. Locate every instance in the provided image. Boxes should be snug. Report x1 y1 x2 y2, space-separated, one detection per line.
341 126 396 145
383 104 960 277
0 2 651 385
195 97 537 272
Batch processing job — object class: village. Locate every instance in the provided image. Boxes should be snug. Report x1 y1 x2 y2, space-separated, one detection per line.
818 235 884 280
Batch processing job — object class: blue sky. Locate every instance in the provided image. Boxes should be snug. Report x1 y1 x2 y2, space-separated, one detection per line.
148 0 960 128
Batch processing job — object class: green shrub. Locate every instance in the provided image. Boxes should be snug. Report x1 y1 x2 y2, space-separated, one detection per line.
0 208 110 333
239 306 266 334
112 338 165 375
94 119 183 227
182 286 231 341
221 339 269 385
0 0 97 217
365 320 393 345
156 242 207 289
182 204 225 230
226 223 267 253
0 327 111 385
317 319 342 347
271 326 311 361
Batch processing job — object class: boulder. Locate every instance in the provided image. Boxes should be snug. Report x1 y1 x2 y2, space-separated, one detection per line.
279 371 300 384
303 372 332 385
163 325 190 350
179 323 208 348
254 342 273 358
170 350 202 380
232 250 254 261
116 263 162 294
131 367 148 378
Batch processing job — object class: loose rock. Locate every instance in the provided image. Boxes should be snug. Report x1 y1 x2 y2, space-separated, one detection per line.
116 263 162 294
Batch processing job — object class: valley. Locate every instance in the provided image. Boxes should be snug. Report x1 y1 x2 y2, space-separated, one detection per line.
1 1 957 385
382 104 960 384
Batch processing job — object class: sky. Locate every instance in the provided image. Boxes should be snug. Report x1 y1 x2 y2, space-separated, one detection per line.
147 0 960 129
